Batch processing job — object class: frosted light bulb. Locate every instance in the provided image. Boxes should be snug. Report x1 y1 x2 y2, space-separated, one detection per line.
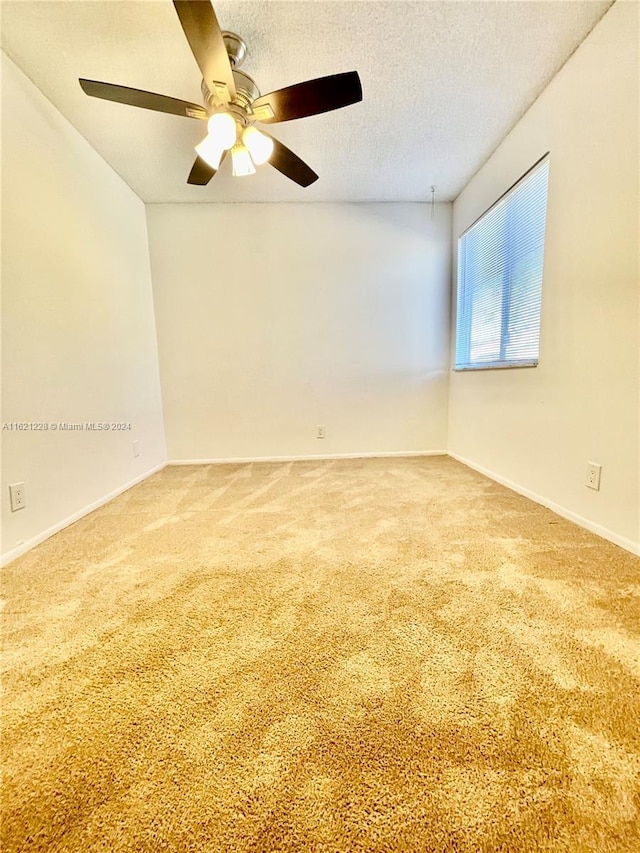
206 112 237 150
195 135 225 170
242 126 274 166
231 143 256 177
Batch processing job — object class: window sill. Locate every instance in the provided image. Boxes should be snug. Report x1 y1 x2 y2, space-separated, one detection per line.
453 360 538 372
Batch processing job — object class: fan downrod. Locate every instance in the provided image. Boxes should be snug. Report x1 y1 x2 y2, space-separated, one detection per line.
222 31 247 68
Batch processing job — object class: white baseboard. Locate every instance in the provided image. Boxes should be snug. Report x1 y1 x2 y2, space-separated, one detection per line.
448 452 640 557
168 450 448 465
1 463 167 568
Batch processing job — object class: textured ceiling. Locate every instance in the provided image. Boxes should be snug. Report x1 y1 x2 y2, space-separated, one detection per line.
1 0 613 203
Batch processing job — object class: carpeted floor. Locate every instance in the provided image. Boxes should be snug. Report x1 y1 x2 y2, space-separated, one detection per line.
2 456 639 852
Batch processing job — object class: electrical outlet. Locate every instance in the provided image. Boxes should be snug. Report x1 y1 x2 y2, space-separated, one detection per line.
316 425 325 439
585 463 602 491
9 482 26 511
132 440 140 458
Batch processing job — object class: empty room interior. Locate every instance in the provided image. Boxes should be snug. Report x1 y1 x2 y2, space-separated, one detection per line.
1 0 639 850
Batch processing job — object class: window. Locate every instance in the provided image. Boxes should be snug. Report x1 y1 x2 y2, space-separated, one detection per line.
455 155 550 370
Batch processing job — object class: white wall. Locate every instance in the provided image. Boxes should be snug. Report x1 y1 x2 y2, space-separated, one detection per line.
448 0 639 553
1 53 166 564
147 203 451 461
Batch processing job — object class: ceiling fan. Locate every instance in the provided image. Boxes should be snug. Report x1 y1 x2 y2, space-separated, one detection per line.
79 0 362 187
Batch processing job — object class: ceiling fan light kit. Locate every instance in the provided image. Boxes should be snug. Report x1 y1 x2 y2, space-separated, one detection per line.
194 133 225 171
242 126 274 166
231 142 256 177
206 112 236 147
78 0 362 188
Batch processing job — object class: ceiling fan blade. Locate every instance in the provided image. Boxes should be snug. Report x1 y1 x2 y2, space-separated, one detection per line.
187 151 227 185
173 0 236 101
79 79 208 119
262 133 318 187
187 156 215 185
250 71 362 124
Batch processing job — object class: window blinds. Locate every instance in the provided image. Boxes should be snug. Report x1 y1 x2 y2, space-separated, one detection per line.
455 156 550 370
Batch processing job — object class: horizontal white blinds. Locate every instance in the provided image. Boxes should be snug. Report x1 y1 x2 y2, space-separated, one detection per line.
455 157 550 369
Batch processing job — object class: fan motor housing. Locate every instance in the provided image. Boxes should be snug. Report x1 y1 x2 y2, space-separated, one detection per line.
232 70 260 107
200 31 259 113
201 70 260 115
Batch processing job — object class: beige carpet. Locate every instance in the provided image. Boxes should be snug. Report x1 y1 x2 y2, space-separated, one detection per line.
2 456 639 852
